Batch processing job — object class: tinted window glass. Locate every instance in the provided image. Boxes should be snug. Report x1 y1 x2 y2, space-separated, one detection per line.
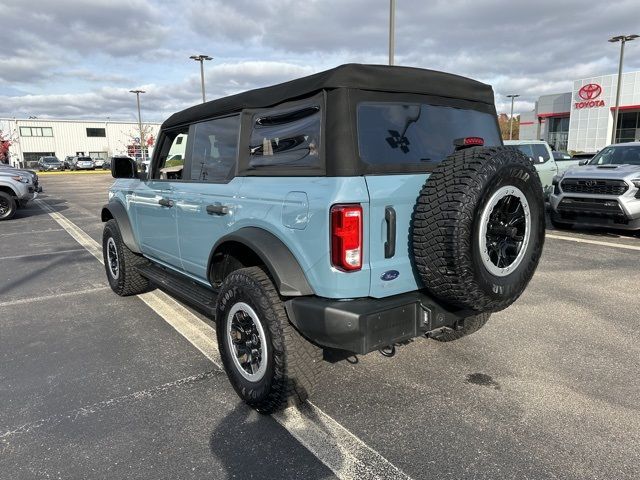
357 103 501 166
589 145 640 166
249 106 321 168
153 129 188 180
190 116 239 182
86 128 106 137
509 144 549 164
531 144 550 163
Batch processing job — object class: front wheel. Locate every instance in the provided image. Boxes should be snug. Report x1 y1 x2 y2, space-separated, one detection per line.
0 191 17 221
549 212 572 230
102 219 150 296
216 266 321 413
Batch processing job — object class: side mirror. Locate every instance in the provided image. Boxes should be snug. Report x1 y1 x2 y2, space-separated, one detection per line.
111 157 137 179
579 160 588 166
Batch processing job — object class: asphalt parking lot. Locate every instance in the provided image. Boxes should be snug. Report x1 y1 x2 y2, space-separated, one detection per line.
1 173 639 479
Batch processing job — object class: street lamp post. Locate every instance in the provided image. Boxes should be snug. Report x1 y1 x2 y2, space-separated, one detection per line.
609 34 639 144
129 89 146 162
506 94 520 140
190 54 213 103
389 0 396 66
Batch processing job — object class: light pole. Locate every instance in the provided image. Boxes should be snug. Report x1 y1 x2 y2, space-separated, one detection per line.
190 54 213 103
609 34 639 144
506 94 520 140
389 0 396 66
129 89 146 162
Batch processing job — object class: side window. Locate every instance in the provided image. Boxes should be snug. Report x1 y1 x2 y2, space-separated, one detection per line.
190 115 240 182
249 106 321 168
531 144 550 164
153 128 189 180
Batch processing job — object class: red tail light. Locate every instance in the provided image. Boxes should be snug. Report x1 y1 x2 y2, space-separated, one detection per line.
330 204 363 271
454 137 485 149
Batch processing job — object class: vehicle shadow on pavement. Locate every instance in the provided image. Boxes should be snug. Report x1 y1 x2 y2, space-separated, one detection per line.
208 403 335 479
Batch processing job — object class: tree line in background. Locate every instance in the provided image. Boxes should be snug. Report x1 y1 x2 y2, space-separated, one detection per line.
498 113 520 140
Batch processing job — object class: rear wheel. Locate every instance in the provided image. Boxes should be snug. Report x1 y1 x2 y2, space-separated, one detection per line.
102 219 150 296
0 191 16 221
216 266 321 413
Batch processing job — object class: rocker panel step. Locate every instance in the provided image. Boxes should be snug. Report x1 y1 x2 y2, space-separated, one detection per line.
136 263 218 317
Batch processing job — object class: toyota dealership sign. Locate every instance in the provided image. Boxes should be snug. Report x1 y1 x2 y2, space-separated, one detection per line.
575 83 605 109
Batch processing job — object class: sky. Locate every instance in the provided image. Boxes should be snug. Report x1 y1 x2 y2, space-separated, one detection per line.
1 0 639 123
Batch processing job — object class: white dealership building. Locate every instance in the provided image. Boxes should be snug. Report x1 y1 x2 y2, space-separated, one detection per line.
0 118 161 168
519 70 640 153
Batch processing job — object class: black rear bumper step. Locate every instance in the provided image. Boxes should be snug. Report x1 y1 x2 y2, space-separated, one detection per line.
285 292 472 355
136 263 218 317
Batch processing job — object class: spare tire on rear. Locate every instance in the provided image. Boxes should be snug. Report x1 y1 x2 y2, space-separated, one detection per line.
412 146 545 312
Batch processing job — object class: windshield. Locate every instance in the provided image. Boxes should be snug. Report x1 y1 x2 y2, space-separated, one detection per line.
78 157 93 161
43 157 59 163
357 103 501 167
588 145 640 166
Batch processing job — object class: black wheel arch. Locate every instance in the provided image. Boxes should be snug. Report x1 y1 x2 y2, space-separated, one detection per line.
209 227 314 297
101 201 141 254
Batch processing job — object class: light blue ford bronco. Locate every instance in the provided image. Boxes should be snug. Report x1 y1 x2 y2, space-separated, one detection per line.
102 64 545 412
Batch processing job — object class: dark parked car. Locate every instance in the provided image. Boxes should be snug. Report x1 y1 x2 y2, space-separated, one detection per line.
38 156 64 171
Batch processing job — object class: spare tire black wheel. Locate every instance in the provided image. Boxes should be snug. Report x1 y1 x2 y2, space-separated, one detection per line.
412 146 545 312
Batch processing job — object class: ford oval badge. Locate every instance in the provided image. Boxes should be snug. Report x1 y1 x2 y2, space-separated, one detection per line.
380 270 399 281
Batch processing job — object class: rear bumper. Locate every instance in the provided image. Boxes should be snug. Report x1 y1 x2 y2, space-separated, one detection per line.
285 291 471 355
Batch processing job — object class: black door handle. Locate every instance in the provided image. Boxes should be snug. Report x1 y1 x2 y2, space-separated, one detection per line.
206 203 229 216
384 206 396 258
158 198 174 207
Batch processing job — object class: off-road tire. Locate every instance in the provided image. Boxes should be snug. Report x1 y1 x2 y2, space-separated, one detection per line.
0 191 17 221
216 266 321 413
102 219 150 296
430 313 491 342
413 146 545 312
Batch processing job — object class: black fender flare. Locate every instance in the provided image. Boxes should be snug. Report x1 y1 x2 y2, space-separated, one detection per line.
209 227 314 296
101 201 141 253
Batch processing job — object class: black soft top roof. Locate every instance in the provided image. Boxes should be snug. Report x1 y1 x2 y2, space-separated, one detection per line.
162 63 494 129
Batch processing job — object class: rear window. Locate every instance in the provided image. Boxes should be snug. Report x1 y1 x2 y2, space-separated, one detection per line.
78 157 92 161
357 103 501 167
249 105 321 169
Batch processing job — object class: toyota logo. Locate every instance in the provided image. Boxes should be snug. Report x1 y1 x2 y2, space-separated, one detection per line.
578 84 602 100
585 180 597 187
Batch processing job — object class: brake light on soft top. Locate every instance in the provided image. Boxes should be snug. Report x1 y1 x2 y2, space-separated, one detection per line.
330 204 363 271
454 137 485 149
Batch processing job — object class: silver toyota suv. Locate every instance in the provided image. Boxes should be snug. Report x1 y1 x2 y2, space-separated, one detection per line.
549 142 640 231
0 168 38 220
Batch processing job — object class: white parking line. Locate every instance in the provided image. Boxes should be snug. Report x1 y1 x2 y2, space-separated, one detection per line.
35 198 412 480
546 233 640 251
0 287 110 308
0 371 218 440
